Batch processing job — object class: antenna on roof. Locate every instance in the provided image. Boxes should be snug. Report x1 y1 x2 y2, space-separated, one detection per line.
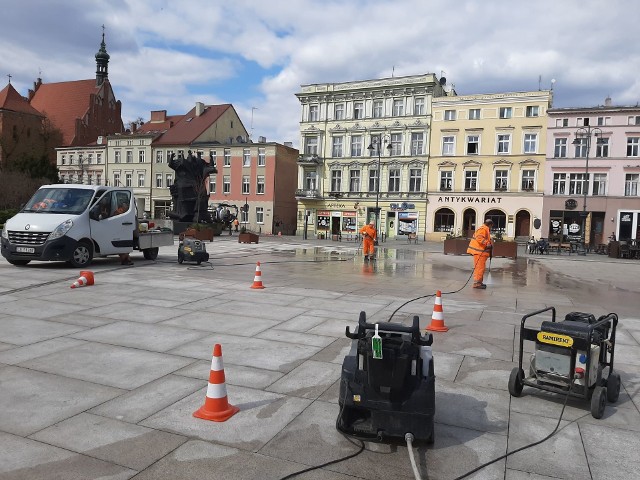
392 66 395 78
538 75 542 91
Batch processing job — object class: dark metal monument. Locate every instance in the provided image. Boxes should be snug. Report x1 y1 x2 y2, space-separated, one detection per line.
167 150 217 223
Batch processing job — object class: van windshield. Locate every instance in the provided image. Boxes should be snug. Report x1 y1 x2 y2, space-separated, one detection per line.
23 188 95 215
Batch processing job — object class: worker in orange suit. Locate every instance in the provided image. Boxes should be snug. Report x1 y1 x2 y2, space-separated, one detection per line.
467 218 494 289
359 220 378 261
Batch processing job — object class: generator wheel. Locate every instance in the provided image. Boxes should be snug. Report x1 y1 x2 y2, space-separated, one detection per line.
606 372 621 403
177 251 184 264
591 386 607 419
508 367 525 397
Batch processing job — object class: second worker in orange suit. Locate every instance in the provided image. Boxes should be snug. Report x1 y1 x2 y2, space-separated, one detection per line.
467 218 494 289
359 220 378 261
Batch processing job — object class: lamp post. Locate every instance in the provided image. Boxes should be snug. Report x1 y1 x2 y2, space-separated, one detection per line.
572 126 603 254
367 134 392 236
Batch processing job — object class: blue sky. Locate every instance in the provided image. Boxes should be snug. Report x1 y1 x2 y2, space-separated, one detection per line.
1 0 638 148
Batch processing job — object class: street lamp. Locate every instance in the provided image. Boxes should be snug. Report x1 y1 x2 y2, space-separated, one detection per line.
572 126 603 254
367 134 392 236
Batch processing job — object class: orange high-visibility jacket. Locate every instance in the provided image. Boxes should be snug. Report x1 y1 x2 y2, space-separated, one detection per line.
359 224 377 241
467 224 493 257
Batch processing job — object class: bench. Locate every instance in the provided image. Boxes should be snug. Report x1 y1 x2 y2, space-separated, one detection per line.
407 233 418 244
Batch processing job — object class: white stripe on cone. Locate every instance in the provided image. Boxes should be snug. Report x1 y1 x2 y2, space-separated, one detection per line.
210 356 223 371
206 382 228 399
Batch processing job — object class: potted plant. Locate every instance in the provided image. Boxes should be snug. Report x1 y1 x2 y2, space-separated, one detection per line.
183 222 215 242
238 227 259 244
443 229 469 255
491 231 518 259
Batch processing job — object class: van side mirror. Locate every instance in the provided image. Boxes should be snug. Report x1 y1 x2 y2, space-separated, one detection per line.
89 206 101 221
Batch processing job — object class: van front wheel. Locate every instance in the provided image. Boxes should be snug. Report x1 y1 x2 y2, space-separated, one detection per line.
68 240 93 267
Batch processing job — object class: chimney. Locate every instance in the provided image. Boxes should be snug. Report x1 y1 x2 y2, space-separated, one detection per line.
195 102 205 116
150 110 167 122
284 142 293 148
97 136 103 145
258 136 266 143
604 96 612 107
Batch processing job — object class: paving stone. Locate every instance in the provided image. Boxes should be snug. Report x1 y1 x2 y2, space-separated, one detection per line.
267 360 342 399
176 360 284 389
581 423 640 479
0 316 87 345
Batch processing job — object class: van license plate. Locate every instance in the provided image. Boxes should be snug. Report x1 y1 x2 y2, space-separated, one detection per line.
16 247 35 253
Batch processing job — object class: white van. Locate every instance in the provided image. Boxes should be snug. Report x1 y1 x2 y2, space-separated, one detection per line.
1 184 173 267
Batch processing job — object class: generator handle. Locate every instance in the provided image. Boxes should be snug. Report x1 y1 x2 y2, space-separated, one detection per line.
345 312 430 345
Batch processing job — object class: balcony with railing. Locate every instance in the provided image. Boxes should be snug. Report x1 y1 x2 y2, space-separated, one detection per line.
297 153 324 164
295 188 322 198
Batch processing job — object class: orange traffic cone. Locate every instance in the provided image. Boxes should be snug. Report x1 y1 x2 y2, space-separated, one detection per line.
426 290 449 332
250 262 265 289
193 344 239 422
71 271 94 289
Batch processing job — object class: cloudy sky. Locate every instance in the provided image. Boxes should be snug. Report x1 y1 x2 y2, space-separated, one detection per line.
2 0 638 147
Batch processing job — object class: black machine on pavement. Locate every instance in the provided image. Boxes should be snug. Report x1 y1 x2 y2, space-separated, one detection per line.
337 312 435 443
177 236 209 265
509 307 620 419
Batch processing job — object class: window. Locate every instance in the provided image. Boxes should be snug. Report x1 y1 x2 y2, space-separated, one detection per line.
113 172 120 186
96 174 101 185
499 107 512 119
258 148 266 166
61 155 66 165
464 170 478 191
526 105 539 117
466 135 479 155
469 108 481 120
125 173 132 187
411 132 424 155
388 168 400 192
87 153 93 164
308 105 319 121
223 175 231 194
349 170 360 192
242 175 250 194
597 116 605 126
497 134 511 154
440 171 453 191
373 100 383 118
155 174 163 188
87 174 93 185
555 118 569 127
331 170 342 192
569 173 588 195
592 173 607 196
256 207 264 224
138 173 145 187
409 169 422 192
256 175 265 194
368 169 378 192
596 138 609 158
209 150 217 166
166 174 173 187
304 171 317 190
627 137 640 157
444 109 456 121
114 151 121 163
442 136 455 155
554 138 567 158
354 102 364 119
625 174 639 196
388 133 401 156
305 137 318 155
628 115 640 126
434 208 455 232
138 151 145 163
393 99 404 116
578 117 590 126
495 170 508 190
351 135 363 157
521 170 535 190
574 138 588 158
209 176 216 194
414 97 425 115
167 150 174 162
243 148 251 166
332 136 343 157
524 133 538 153
97 153 102 164
334 103 344 120
224 149 231 166
553 173 566 195
156 151 163 163
126 151 133 163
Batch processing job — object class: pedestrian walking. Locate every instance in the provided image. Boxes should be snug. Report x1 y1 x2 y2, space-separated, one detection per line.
467 218 494 289
359 220 378 261
233 218 239 232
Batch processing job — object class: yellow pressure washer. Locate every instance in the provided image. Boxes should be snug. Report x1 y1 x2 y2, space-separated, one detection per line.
509 307 620 419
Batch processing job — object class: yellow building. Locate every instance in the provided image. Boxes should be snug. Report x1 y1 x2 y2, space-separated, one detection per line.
428 91 552 241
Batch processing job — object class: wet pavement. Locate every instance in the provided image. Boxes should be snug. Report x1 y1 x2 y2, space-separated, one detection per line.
0 235 639 479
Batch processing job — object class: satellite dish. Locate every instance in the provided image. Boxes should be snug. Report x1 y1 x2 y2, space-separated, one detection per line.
533 218 541 229
439 77 447 86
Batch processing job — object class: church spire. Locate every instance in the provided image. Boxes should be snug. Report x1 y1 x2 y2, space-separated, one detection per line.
95 25 110 86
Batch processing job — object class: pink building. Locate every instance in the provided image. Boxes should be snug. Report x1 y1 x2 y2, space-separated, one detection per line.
544 102 640 246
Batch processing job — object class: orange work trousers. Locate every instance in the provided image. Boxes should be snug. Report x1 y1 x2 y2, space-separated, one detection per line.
363 238 375 256
472 254 488 283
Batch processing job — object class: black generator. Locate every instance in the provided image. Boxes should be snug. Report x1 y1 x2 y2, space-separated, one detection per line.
337 311 436 443
177 237 209 265
509 307 620 419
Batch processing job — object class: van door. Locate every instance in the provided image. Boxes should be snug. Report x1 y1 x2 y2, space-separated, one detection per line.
89 190 135 255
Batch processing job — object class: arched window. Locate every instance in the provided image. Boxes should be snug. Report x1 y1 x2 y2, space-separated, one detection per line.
434 208 455 233
485 209 507 233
